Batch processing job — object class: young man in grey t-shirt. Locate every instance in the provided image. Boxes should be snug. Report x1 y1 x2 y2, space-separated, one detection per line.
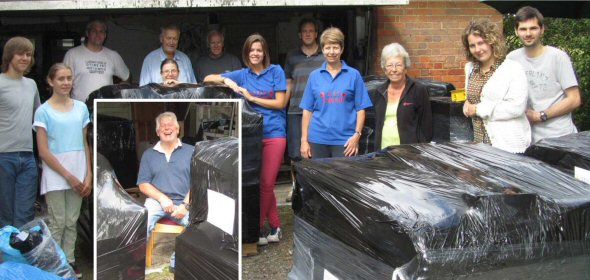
506 6 581 143
0 36 40 228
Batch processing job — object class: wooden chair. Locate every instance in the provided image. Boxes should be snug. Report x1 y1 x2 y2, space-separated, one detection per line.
145 217 185 268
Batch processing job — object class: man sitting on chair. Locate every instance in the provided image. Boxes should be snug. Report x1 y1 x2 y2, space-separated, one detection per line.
137 111 193 271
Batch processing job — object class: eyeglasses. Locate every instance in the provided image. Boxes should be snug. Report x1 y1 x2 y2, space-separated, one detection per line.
163 69 178 74
385 63 405 70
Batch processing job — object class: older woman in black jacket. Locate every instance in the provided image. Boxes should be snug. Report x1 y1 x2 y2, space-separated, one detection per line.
374 43 432 151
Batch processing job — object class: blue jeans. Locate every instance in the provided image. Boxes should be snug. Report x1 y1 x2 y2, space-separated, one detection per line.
145 197 189 269
0 152 38 228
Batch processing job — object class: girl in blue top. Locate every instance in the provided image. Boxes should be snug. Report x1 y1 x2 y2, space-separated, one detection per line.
299 27 372 158
33 63 91 275
204 33 287 245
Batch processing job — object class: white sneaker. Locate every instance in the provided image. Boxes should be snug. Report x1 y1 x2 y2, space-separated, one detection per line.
267 227 282 243
257 236 268 246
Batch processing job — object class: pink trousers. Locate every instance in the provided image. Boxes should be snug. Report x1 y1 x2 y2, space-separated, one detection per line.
259 137 286 229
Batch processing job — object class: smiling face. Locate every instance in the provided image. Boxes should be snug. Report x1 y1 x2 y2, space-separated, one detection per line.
48 68 73 97
161 62 179 81
383 56 407 84
209 33 224 58
160 29 180 56
156 116 179 145
516 18 544 48
9 51 33 75
322 43 343 64
467 34 494 66
248 41 264 66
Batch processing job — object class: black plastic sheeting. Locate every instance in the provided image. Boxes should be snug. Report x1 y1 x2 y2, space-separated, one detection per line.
88 84 263 244
96 114 137 189
290 142 590 279
96 153 147 280
176 138 239 280
526 131 590 175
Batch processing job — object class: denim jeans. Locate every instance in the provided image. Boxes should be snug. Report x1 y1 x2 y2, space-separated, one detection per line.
0 152 38 228
145 197 189 268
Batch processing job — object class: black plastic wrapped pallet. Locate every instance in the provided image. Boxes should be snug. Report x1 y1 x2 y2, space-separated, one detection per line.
96 114 137 189
292 143 590 279
430 96 473 143
177 138 238 280
87 84 264 244
175 222 239 280
525 131 590 175
96 153 147 280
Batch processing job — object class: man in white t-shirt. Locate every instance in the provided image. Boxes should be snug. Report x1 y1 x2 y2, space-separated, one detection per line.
506 6 581 143
63 20 130 102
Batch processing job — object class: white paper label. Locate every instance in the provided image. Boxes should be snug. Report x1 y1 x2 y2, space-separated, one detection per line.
323 268 339 280
574 166 590 185
206 189 235 235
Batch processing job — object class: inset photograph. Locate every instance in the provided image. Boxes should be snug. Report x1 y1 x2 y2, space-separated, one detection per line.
95 101 239 279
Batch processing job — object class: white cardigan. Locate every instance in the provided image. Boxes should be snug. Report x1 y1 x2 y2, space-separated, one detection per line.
465 59 531 153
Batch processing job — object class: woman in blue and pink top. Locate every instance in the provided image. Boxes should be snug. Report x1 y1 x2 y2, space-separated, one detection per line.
34 63 91 275
204 33 287 245
300 27 372 158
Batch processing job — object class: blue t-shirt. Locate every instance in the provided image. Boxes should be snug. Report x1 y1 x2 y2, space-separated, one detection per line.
136 142 194 204
222 64 287 138
33 100 90 154
299 61 372 145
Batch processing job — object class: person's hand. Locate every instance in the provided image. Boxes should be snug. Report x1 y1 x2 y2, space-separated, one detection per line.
65 174 84 194
343 133 360 157
223 78 241 92
525 108 539 123
171 204 188 219
463 100 477 117
80 174 92 197
158 195 175 213
300 140 312 159
237 87 256 102
163 79 180 87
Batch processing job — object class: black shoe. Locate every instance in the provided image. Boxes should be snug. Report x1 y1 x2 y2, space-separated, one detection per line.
70 263 82 278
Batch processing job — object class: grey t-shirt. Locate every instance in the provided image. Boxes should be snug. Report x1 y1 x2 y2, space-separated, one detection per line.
507 46 579 143
195 53 242 82
284 48 324 114
0 73 40 152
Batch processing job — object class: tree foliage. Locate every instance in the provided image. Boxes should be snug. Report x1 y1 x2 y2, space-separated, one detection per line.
503 16 590 131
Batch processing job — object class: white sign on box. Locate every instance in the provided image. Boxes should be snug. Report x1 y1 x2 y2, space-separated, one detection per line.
206 189 235 235
574 166 590 185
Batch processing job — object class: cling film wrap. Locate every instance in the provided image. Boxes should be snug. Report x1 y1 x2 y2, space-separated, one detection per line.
291 142 590 279
96 153 147 280
526 131 590 175
176 138 239 279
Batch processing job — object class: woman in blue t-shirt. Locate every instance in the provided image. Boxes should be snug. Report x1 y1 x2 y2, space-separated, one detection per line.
34 63 91 275
204 33 287 245
299 27 372 158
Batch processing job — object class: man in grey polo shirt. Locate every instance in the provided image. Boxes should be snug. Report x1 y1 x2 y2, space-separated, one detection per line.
137 111 193 271
283 18 324 201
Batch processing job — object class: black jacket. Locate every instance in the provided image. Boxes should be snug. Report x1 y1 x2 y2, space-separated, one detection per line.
373 76 433 151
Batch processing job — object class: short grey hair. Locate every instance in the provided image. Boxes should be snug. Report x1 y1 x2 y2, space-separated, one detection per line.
155 111 179 131
380 43 411 69
207 30 224 45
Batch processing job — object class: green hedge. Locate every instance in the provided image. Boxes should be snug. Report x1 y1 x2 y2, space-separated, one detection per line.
503 16 590 131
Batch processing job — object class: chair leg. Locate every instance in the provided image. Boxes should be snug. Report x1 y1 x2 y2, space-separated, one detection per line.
146 230 155 267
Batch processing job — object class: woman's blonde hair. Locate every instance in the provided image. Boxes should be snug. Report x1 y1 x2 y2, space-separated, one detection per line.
319 27 344 49
461 19 506 63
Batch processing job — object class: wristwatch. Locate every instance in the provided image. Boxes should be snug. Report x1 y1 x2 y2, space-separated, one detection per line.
181 202 190 210
540 111 548 122
354 131 362 136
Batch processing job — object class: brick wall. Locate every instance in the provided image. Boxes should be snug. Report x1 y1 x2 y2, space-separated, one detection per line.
373 0 502 89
